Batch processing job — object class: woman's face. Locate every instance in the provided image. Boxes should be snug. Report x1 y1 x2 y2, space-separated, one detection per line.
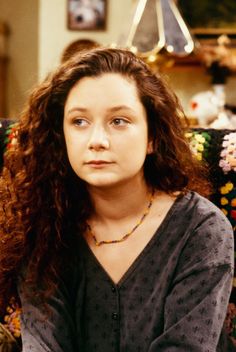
63 73 152 189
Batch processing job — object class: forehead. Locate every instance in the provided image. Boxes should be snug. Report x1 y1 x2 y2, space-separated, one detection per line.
64 73 141 109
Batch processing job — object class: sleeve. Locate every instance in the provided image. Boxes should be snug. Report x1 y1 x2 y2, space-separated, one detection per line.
18 274 77 352
149 207 234 352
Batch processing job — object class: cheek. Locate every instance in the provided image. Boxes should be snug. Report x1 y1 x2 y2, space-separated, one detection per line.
119 136 149 164
64 138 84 169
64 130 85 153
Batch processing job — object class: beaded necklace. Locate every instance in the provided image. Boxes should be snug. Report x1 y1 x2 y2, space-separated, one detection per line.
87 190 155 246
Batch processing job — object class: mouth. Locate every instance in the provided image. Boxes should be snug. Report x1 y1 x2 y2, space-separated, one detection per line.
86 160 112 164
85 160 114 168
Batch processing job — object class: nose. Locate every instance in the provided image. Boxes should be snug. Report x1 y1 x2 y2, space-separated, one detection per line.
88 125 110 151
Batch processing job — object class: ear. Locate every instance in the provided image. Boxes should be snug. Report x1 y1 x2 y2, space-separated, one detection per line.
147 140 154 155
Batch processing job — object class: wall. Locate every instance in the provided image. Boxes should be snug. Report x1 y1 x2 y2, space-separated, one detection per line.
39 0 135 80
0 0 39 118
0 0 135 117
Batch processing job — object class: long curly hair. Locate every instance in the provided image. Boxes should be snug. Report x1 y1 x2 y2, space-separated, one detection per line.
0 48 209 311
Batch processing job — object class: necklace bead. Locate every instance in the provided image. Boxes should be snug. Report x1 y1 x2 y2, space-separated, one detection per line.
87 190 155 246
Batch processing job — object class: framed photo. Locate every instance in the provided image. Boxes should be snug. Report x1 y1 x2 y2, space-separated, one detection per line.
177 0 236 37
67 0 107 31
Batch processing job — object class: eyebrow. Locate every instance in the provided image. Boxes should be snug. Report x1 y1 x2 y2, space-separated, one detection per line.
66 107 87 115
66 105 135 115
107 105 135 113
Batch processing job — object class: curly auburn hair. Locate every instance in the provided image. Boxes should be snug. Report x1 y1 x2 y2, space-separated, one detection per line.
0 48 209 311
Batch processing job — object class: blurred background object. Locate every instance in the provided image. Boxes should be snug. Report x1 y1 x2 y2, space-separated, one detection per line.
188 35 236 128
0 22 9 118
60 38 100 63
67 0 107 31
119 0 195 59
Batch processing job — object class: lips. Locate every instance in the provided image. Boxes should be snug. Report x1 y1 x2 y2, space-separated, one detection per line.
85 160 114 168
86 160 112 165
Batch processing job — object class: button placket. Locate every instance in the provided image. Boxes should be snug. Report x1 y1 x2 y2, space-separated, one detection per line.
110 285 120 337
112 312 119 320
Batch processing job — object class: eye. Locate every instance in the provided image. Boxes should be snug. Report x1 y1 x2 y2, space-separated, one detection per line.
111 118 129 126
73 118 89 127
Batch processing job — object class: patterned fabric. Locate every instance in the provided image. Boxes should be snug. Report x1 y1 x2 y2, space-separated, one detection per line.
186 131 211 161
17 192 234 351
219 133 236 174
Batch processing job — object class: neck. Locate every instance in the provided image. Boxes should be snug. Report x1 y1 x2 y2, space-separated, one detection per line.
87 179 152 223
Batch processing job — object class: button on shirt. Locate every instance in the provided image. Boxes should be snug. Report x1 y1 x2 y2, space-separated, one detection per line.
19 192 234 352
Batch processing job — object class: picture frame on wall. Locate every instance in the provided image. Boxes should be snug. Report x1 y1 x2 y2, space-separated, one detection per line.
67 0 107 31
177 0 236 37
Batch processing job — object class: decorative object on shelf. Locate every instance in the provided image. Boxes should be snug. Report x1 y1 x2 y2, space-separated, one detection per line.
188 83 236 129
67 0 107 31
188 36 236 129
118 0 195 65
188 90 219 127
199 35 235 84
209 84 229 129
188 84 236 129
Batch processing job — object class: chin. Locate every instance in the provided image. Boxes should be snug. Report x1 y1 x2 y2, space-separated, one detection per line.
77 171 144 189
83 175 124 189
86 180 118 188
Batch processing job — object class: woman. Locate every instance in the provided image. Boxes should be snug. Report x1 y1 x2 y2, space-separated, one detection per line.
0 48 234 351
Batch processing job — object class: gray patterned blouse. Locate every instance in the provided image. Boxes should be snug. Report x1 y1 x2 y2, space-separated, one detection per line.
18 192 234 352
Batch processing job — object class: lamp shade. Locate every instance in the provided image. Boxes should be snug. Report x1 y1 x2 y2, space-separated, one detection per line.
121 0 195 57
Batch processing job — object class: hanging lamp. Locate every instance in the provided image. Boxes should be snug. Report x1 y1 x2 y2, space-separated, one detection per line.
121 0 195 60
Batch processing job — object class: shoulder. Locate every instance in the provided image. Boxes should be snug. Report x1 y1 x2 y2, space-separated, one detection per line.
156 190 233 249
176 191 234 268
179 191 233 232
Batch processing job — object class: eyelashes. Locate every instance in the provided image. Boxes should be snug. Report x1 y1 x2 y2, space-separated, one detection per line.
111 118 130 126
71 117 131 128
